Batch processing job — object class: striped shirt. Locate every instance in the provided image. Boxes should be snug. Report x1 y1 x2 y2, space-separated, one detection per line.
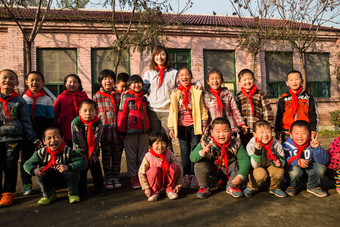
178 91 194 126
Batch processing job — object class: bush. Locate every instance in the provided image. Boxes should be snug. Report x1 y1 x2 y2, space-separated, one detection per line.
330 110 340 128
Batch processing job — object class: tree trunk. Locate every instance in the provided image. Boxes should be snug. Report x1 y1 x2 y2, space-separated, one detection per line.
251 52 256 74
114 56 120 75
298 52 307 89
24 40 32 79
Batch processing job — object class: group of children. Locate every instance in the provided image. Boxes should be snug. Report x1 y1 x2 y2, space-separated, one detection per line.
0 45 339 207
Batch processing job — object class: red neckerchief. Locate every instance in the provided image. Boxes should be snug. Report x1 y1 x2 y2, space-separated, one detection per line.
41 142 66 173
289 86 303 117
64 90 81 115
0 91 19 123
116 90 123 94
98 89 116 113
79 115 100 161
210 88 223 114
212 138 231 180
241 85 257 116
155 65 166 89
256 137 277 162
287 140 310 169
149 148 170 185
177 83 192 110
128 90 144 111
25 89 46 125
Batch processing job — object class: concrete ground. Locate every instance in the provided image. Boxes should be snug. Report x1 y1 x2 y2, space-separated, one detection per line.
0 136 339 226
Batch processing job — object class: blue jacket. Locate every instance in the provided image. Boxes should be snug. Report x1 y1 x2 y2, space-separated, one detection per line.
283 137 328 166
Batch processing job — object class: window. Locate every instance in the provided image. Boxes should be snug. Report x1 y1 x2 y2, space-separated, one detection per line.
91 48 130 94
265 52 293 98
305 53 330 98
169 49 191 70
204 50 236 94
37 48 77 97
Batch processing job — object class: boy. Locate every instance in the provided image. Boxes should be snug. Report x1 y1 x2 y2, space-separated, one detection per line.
190 117 250 199
21 71 54 195
24 126 86 205
0 69 42 207
275 70 319 143
115 72 129 94
72 99 105 197
237 69 274 148
244 120 286 198
93 69 124 189
284 120 328 197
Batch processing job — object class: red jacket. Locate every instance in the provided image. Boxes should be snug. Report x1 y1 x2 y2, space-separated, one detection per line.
54 90 89 142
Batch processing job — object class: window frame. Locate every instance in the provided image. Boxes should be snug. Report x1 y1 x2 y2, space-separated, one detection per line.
168 49 191 70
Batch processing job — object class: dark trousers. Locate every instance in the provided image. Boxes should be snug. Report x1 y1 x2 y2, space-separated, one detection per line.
178 125 201 176
0 141 21 193
78 160 104 195
101 141 123 180
20 138 35 185
36 168 80 197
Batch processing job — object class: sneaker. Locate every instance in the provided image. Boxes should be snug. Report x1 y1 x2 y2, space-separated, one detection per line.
0 192 14 207
226 186 243 198
336 188 340 194
37 194 57 206
112 178 122 189
182 175 191 189
285 187 296 197
166 191 179 200
306 187 328 197
243 187 256 197
269 188 287 198
23 184 32 196
105 179 114 190
147 193 159 202
131 176 141 189
196 187 211 199
68 193 80 204
190 175 199 189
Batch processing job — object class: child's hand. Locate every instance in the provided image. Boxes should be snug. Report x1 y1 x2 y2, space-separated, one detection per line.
35 139 43 149
174 185 180 193
56 164 69 173
194 82 203 90
241 125 249 134
34 168 44 177
200 139 212 157
310 133 320 148
169 130 175 139
254 137 262 150
298 158 309 168
231 176 243 186
89 155 99 165
274 160 281 167
144 188 152 197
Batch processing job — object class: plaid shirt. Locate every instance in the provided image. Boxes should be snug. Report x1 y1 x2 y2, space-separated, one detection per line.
236 89 274 133
204 88 245 133
93 88 122 143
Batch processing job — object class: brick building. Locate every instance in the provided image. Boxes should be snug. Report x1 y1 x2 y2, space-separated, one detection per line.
0 7 339 128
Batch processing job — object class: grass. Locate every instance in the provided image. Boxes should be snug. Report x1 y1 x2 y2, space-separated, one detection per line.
318 129 340 138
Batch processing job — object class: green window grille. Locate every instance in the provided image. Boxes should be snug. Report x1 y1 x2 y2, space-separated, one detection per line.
168 49 191 70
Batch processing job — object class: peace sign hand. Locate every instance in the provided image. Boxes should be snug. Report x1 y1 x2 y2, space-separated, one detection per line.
310 133 320 148
200 138 212 157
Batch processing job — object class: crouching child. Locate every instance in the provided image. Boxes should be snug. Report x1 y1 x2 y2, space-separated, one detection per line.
23 126 86 205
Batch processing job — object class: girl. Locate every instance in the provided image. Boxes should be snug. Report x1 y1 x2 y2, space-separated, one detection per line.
54 74 89 145
138 131 182 202
168 67 208 189
327 136 340 194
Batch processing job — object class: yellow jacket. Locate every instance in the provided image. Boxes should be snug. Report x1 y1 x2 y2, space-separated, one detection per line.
167 86 208 138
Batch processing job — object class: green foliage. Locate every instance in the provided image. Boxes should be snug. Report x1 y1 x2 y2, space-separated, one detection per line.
330 110 340 128
318 129 340 138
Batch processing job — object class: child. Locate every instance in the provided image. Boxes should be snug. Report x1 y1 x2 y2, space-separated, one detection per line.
54 74 89 145
21 71 54 196
204 69 247 137
327 136 340 194
115 72 129 94
23 126 86 205
138 131 182 202
275 70 319 143
118 75 150 188
244 120 286 198
237 69 274 148
190 117 250 199
168 67 208 189
284 120 328 197
93 69 123 189
0 69 42 207
72 99 105 197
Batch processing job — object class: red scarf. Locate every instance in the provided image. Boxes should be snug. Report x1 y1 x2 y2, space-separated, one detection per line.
241 85 257 116
210 88 223 114
213 138 231 180
256 137 277 162
287 140 310 168
289 86 303 117
64 90 80 115
177 83 192 110
155 65 166 89
0 91 19 122
41 142 66 173
25 89 46 125
116 90 123 94
79 115 100 161
128 90 144 111
149 148 170 185
98 90 116 113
